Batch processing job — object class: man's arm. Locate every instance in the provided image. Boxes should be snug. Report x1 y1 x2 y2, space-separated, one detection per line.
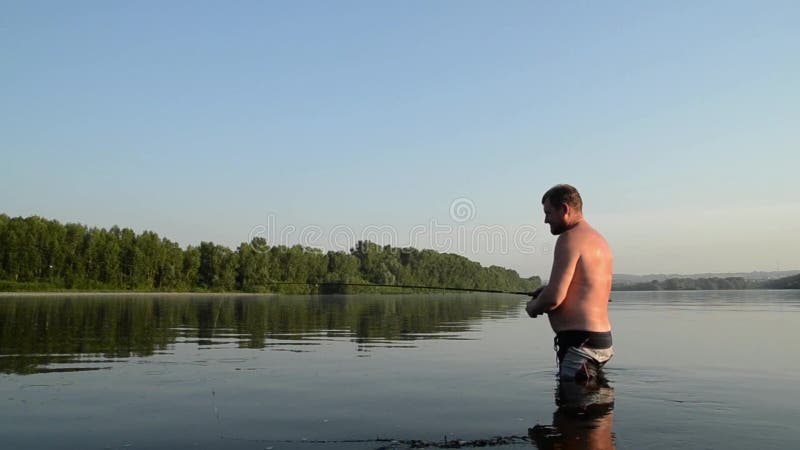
526 234 579 317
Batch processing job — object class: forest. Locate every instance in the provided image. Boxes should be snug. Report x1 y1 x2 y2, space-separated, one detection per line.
0 214 540 294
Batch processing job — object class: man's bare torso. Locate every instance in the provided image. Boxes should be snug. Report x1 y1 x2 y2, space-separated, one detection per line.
547 221 613 333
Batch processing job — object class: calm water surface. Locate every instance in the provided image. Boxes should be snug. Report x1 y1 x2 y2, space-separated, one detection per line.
1 290 799 449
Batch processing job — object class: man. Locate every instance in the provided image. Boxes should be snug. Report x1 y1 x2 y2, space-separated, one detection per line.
526 184 614 380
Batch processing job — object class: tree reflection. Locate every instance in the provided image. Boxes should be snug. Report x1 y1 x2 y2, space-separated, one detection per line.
0 294 521 374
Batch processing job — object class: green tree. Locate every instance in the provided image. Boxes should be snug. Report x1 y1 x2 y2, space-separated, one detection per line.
236 239 271 292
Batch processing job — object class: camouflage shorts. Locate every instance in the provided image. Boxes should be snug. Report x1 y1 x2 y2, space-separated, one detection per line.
558 345 614 380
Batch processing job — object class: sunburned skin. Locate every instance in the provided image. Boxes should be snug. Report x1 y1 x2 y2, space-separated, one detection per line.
526 199 613 333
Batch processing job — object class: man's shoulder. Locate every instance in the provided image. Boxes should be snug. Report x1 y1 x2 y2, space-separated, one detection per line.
576 221 607 239
561 222 609 248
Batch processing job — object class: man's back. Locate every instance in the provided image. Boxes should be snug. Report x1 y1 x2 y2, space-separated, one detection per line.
547 220 613 333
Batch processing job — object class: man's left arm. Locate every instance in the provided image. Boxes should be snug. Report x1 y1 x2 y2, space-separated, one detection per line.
526 235 579 317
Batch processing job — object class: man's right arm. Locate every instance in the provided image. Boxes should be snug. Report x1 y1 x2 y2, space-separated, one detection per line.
525 234 579 317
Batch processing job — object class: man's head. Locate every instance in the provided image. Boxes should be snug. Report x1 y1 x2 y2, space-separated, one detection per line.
541 184 583 235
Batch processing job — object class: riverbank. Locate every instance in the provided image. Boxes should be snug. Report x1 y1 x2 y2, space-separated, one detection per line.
0 291 277 297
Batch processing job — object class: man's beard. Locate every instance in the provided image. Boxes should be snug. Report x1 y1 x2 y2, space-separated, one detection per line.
550 222 568 235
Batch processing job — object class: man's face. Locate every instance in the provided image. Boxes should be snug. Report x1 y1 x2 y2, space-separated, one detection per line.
543 199 567 235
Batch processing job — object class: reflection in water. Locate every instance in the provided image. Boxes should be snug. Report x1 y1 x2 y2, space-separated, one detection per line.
0 294 521 374
529 379 616 450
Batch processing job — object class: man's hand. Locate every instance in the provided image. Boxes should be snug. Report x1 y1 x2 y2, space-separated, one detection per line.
525 299 539 318
525 286 546 318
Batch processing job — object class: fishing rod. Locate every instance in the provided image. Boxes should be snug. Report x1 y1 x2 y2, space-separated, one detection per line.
265 281 612 302
265 281 535 296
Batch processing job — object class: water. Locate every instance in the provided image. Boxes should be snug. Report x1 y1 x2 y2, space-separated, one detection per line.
1 290 798 449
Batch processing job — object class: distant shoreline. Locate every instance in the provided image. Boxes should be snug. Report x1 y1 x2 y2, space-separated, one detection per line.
0 291 277 297
2 288 797 298
0 290 509 297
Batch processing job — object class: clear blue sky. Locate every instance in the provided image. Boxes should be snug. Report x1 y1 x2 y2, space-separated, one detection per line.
2 1 798 278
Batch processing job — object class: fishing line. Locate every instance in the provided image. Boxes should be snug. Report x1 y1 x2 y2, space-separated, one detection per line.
265 281 535 296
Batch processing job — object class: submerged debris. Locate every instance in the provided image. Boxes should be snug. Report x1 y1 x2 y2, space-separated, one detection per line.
225 433 534 449
400 434 530 448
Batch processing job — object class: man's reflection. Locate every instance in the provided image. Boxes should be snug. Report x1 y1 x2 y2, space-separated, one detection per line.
529 379 615 450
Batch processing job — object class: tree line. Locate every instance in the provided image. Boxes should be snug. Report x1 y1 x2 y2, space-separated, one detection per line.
0 214 540 293
612 277 752 291
760 273 800 289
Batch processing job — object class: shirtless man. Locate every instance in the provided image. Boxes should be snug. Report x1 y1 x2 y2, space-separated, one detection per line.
526 184 614 380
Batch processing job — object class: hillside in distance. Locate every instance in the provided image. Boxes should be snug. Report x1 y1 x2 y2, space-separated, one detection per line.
614 270 800 285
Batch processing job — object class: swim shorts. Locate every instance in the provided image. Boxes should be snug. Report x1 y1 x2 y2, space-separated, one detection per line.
554 330 613 380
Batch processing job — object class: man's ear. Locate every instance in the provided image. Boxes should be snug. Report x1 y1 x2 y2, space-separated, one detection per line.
560 203 570 216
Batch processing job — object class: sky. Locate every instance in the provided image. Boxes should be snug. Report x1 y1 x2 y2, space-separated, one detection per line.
2 1 799 278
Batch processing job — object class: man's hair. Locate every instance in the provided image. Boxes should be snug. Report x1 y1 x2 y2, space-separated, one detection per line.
542 184 583 212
